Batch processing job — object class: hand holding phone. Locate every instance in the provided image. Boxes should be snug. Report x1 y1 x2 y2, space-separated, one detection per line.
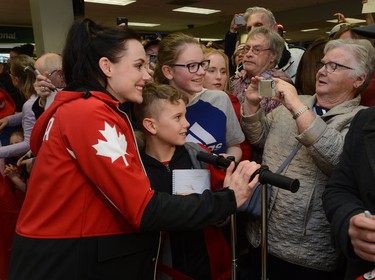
234 15 246 26
258 80 275 97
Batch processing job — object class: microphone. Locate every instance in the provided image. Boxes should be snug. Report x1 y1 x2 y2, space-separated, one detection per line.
258 166 299 193
196 152 299 193
196 152 237 169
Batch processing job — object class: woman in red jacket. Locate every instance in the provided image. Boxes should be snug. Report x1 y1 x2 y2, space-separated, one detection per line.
8 18 260 280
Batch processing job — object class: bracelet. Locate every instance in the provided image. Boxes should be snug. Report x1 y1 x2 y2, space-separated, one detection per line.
292 105 309 120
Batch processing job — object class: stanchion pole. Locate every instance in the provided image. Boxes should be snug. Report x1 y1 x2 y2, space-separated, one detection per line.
261 184 268 280
230 214 238 280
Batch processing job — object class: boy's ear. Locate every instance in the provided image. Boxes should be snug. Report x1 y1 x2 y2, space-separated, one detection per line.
142 118 157 135
99 57 112 77
162 65 174 80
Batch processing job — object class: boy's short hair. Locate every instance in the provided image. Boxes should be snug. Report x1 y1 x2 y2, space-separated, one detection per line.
135 83 188 127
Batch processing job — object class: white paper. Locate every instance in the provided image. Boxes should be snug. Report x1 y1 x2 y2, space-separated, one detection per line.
172 169 210 195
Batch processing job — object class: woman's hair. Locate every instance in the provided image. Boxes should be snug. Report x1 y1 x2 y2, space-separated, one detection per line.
325 39 375 95
153 32 200 85
295 37 328 95
62 18 141 90
203 47 230 91
246 27 285 64
9 54 37 99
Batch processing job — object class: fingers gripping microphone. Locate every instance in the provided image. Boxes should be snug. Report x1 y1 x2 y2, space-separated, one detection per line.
196 152 300 193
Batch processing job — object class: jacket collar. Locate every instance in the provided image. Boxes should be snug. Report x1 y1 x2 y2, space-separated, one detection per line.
30 90 119 155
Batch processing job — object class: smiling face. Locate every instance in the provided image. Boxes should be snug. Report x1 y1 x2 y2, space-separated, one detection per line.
203 52 228 91
151 99 190 147
103 39 151 104
167 43 206 97
243 33 277 77
315 47 365 105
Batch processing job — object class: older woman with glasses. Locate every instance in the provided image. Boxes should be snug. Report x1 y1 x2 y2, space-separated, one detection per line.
154 32 244 161
240 39 375 279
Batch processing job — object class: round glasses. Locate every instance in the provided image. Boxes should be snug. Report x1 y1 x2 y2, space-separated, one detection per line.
171 59 210 73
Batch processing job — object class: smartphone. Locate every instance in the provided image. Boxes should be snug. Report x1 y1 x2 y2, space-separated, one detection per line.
234 15 246 26
258 80 275 97
116 17 128 27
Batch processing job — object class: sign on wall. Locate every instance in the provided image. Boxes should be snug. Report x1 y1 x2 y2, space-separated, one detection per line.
0 26 34 43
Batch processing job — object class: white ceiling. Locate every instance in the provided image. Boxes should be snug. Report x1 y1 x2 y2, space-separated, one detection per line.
0 0 367 44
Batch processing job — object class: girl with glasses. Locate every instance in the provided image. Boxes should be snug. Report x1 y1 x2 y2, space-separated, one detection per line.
154 32 244 162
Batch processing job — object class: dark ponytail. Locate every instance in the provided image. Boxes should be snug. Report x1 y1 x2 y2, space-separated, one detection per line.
62 18 141 91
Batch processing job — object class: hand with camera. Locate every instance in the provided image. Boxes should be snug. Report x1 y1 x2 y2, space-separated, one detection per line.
242 76 264 115
229 13 245 33
272 78 307 114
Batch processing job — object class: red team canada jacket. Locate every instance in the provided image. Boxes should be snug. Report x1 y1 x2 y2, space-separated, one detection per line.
10 90 237 280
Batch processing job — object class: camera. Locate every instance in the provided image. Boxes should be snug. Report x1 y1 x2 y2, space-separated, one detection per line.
258 80 275 97
234 15 246 26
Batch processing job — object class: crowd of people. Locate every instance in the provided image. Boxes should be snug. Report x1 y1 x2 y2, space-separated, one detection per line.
1 2 375 280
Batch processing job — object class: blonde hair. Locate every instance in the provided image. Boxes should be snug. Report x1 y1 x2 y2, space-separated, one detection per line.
154 32 200 84
203 47 230 92
10 54 37 99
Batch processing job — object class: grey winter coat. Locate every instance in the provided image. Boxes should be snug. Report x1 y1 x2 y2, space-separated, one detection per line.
240 94 365 271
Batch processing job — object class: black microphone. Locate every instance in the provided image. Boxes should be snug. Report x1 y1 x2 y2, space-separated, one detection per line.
196 152 237 169
196 152 299 193
258 166 299 193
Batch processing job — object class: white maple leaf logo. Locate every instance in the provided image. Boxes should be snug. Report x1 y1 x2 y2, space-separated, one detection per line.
92 121 129 166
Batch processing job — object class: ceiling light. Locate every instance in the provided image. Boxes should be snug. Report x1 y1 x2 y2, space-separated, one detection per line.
197 38 223 42
326 18 366 24
301 28 319 32
173 6 220 15
127 22 160 27
85 0 136 6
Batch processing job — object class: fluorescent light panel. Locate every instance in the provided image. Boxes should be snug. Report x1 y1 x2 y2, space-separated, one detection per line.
128 22 160 27
85 0 135 6
197 38 222 41
173 6 220 15
301 28 319 32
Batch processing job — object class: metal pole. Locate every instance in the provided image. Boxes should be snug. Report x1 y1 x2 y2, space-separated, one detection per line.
261 184 268 280
230 214 238 280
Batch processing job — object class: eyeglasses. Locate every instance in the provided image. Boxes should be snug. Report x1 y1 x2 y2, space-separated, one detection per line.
316 61 354 73
48 69 60 77
243 45 271 55
171 59 210 73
